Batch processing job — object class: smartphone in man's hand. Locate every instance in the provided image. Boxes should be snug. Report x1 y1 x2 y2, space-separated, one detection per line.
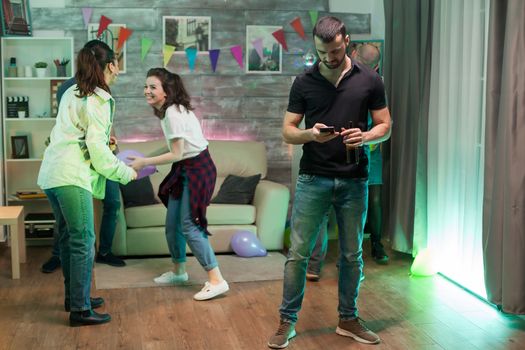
319 126 335 134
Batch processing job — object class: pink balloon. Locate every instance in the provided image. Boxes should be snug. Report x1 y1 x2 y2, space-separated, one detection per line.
116 149 156 180
231 230 267 257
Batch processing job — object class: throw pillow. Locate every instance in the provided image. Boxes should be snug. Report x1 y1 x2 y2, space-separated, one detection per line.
211 174 261 204
119 176 159 208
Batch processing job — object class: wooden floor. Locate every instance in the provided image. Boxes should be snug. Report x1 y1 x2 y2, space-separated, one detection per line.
1 240 524 350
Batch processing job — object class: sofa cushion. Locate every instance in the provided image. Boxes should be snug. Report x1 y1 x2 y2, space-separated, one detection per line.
125 203 256 228
119 176 159 208
211 174 261 204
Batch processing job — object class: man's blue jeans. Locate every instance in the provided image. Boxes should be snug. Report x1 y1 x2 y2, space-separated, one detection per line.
51 179 120 257
98 180 120 255
45 186 95 311
279 174 368 323
165 173 218 271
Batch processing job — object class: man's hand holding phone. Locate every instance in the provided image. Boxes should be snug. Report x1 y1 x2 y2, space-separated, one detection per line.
312 123 339 143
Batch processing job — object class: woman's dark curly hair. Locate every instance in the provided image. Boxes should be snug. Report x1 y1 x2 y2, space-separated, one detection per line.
146 68 193 119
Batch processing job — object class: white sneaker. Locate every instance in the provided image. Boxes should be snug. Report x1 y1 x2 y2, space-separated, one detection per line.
153 271 189 284
193 280 229 301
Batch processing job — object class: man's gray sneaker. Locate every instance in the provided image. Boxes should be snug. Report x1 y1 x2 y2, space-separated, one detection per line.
268 319 296 349
336 317 380 344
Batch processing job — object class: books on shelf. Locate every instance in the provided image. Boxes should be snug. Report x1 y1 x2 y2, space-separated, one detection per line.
15 190 47 199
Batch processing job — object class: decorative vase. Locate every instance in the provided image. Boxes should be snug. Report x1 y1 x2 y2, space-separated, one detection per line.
35 68 46 78
56 66 66 77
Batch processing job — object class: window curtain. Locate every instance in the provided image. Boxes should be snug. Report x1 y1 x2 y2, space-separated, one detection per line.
383 0 434 254
425 0 489 296
483 0 525 314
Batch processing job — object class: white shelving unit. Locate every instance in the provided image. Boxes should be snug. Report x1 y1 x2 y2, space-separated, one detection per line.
1 37 74 243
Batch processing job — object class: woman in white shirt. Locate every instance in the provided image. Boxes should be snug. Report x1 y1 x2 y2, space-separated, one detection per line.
130 68 229 301
38 41 136 326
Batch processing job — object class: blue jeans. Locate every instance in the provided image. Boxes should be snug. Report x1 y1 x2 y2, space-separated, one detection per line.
165 173 218 271
45 186 95 312
306 213 329 275
51 179 120 257
279 174 368 323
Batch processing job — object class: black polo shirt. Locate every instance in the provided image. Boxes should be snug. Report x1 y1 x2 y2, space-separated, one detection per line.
288 60 387 178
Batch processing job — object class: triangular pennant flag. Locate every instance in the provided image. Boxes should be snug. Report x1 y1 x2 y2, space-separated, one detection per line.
117 27 133 51
163 45 175 67
290 17 306 40
209 49 220 72
309 10 319 27
141 38 154 61
272 29 288 51
82 8 93 29
97 15 112 38
185 47 198 71
230 45 243 69
251 38 264 60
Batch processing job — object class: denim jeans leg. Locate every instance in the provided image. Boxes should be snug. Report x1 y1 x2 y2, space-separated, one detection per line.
98 179 121 255
307 214 329 275
51 222 61 258
166 194 187 264
334 178 368 320
45 189 69 297
179 177 218 271
45 186 95 312
279 174 333 323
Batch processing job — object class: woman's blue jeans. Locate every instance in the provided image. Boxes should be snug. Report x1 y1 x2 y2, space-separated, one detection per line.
165 174 218 271
45 186 95 312
279 174 368 323
51 179 120 257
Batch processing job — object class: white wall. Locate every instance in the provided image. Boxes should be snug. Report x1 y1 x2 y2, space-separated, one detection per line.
329 0 385 40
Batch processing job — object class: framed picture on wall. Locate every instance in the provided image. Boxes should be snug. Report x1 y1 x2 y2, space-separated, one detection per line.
0 0 32 36
11 135 29 159
349 40 384 75
50 80 64 117
87 23 127 73
246 25 282 74
163 16 211 53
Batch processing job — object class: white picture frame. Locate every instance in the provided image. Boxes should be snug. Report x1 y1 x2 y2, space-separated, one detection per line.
246 25 282 74
163 16 211 53
87 23 127 73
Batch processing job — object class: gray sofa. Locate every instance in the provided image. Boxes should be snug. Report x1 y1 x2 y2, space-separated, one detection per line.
95 139 290 256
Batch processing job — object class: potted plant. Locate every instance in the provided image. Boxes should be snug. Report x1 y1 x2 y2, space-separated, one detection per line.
34 61 47 77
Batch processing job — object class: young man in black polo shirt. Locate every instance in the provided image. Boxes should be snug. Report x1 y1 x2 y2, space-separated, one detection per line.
268 16 391 349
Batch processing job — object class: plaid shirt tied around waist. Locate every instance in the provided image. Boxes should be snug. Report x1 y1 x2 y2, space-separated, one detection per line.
158 148 217 235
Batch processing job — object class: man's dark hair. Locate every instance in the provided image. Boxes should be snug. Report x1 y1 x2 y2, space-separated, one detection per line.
313 16 346 43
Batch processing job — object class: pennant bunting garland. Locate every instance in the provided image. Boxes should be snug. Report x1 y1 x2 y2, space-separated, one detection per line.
209 49 220 72
163 45 175 67
185 47 198 71
251 38 264 60
272 29 288 51
97 15 112 38
117 27 133 51
230 45 244 69
141 38 154 61
290 17 306 40
81 8 93 29
309 10 319 27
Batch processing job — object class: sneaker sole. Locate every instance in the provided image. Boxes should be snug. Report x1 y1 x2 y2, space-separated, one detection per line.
267 329 297 349
335 327 380 344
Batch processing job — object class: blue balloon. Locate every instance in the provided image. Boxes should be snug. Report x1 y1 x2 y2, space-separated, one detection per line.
231 230 267 257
